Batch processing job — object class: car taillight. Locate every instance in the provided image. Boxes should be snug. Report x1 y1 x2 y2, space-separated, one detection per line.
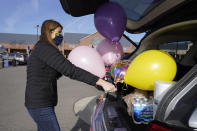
147 123 174 131
20 57 24 61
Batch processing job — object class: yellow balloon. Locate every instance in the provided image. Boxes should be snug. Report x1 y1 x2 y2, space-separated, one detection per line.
124 50 177 91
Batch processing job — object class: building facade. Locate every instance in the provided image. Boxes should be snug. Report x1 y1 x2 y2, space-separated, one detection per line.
0 32 135 57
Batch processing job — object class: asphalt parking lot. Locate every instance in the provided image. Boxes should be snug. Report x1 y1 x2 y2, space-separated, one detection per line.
0 66 103 131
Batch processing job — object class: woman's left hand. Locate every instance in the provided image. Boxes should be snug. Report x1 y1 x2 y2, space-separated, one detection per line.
96 78 117 92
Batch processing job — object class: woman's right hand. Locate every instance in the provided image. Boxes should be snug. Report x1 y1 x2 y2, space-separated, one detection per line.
96 78 117 92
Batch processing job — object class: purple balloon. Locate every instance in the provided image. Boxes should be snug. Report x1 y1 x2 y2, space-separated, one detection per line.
96 39 123 66
94 2 127 42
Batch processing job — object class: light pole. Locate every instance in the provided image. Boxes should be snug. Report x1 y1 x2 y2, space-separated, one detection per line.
34 25 40 41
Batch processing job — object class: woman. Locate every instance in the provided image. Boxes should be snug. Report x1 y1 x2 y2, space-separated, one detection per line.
25 19 117 131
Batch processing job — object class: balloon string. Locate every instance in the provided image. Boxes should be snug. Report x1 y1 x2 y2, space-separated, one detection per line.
104 75 107 80
122 83 128 91
114 84 118 89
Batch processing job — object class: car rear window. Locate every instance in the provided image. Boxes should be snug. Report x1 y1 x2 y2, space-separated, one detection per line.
1 52 7 55
9 53 15 56
110 0 164 20
16 54 23 57
159 41 193 63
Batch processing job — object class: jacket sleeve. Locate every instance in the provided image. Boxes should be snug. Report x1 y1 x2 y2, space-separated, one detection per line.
34 42 100 86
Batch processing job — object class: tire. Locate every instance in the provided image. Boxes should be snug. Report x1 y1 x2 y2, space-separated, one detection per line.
16 61 19 65
12 60 16 66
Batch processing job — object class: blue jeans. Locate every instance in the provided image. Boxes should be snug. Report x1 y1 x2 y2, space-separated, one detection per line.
26 107 60 131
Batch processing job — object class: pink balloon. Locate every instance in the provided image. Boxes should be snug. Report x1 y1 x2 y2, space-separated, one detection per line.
68 46 106 78
96 39 123 66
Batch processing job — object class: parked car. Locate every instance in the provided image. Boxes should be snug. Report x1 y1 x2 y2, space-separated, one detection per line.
0 52 9 60
0 52 28 65
0 52 16 60
15 53 28 65
8 53 16 60
60 0 197 131
0 55 3 69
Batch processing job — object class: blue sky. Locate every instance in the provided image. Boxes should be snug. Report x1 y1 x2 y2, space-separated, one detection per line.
0 0 145 42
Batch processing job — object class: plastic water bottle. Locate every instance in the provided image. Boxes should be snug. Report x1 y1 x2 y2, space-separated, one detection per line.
132 98 142 124
132 97 153 124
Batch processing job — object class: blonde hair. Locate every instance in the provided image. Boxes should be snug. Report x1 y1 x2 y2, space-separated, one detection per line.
39 19 63 48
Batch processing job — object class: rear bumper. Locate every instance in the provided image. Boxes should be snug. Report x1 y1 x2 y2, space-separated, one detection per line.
91 93 146 131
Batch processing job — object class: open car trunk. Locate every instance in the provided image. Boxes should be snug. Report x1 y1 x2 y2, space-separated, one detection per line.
59 0 197 130
91 20 197 131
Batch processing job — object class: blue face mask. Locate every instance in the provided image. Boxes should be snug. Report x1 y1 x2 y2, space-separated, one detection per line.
53 34 63 46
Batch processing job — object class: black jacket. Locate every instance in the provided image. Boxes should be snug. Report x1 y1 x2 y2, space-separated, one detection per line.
25 41 99 108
